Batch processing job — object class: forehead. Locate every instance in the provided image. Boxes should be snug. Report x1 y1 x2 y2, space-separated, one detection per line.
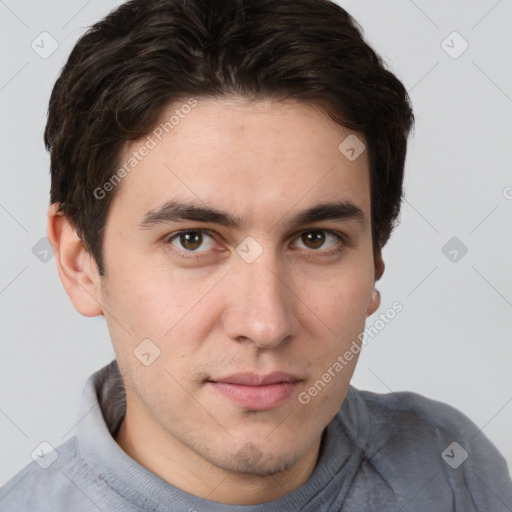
108 97 371 228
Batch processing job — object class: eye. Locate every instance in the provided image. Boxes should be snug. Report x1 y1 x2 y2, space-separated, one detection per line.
292 230 344 253
167 230 216 252
165 228 346 261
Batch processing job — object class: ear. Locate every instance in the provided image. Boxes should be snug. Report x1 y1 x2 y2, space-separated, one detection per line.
374 250 385 282
366 288 381 317
47 204 104 317
366 251 385 316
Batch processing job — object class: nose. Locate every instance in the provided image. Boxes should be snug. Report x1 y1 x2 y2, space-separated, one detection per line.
222 255 300 349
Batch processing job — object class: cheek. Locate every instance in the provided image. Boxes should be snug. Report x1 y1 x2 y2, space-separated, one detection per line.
303 270 373 332
295 268 373 383
105 261 217 340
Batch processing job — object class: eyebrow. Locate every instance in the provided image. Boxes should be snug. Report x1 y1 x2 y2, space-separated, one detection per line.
138 199 366 231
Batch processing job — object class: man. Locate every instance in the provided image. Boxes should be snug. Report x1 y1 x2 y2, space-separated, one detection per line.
1 0 511 510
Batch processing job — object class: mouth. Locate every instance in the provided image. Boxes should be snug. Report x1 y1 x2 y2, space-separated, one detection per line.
206 372 303 410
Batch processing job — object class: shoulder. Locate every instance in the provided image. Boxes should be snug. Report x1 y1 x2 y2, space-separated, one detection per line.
0 437 96 512
350 386 505 464
357 387 482 438
340 386 512 510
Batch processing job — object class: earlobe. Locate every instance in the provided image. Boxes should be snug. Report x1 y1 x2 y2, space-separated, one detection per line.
47 204 104 317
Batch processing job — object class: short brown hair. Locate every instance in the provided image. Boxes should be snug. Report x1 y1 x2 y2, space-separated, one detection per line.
45 0 414 276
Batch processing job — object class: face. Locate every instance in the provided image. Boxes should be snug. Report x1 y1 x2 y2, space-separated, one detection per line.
91 98 380 484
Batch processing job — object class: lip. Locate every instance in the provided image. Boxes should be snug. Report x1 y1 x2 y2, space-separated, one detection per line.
207 372 302 410
211 372 301 386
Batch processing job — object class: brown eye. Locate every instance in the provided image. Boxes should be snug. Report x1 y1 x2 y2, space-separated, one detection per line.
180 232 202 250
301 231 326 249
292 230 345 254
169 230 215 252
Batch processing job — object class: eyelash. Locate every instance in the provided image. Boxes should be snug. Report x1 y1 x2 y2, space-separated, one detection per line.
164 229 347 259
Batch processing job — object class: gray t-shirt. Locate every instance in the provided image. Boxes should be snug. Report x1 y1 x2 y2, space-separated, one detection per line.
1 360 511 511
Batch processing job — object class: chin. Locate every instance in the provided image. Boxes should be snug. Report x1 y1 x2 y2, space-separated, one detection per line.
206 441 305 477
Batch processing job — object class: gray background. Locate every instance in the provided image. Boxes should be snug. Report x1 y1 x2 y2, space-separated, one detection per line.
1 0 511 487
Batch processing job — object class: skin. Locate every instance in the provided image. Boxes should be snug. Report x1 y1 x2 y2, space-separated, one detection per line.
47 97 383 505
